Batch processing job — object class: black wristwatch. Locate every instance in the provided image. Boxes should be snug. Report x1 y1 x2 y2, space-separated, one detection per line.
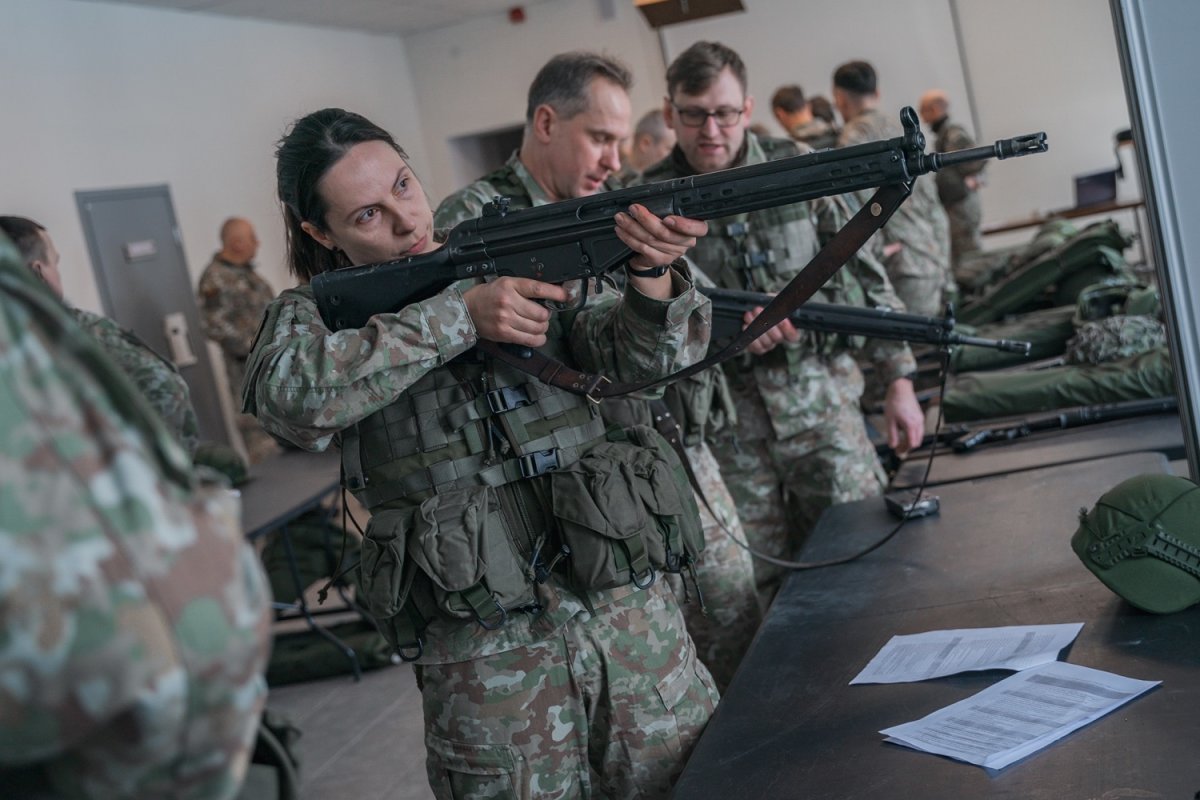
626 263 670 279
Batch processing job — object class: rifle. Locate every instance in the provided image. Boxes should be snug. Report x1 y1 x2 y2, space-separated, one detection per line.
700 286 1031 355
881 395 1179 456
313 107 1046 399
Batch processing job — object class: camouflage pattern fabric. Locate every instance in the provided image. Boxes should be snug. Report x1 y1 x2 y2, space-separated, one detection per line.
70 307 200 455
1066 315 1167 365
663 440 761 691
198 255 279 464
639 135 911 601
839 109 954 316
711 353 886 603
932 117 986 267
438 154 758 689
414 579 717 800
788 118 839 150
0 236 271 800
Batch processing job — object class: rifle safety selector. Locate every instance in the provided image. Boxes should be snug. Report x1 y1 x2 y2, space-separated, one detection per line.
483 195 512 217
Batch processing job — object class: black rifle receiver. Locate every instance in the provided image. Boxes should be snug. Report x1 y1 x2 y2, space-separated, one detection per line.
700 285 1031 355
312 108 1047 332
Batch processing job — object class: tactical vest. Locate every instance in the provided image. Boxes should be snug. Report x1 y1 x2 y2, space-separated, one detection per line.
347 281 703 657
644 136 865 367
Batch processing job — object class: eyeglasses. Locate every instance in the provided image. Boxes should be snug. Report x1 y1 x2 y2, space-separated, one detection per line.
671 103 745 128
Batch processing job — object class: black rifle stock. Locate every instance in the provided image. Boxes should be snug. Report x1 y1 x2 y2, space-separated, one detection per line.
313 107 1047 332
700 285 1032 355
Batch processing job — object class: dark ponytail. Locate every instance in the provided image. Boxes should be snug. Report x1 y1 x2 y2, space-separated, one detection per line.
275 108 407 283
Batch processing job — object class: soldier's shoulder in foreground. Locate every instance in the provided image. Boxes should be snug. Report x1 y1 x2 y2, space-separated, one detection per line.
0 236 270 799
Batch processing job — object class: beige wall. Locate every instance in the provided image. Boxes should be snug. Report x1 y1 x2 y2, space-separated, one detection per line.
1 0 425 312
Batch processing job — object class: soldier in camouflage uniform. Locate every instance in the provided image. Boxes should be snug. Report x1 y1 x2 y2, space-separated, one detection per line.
0 231 271 799
833 61 954 316
0 215 199 454
198 217 279 464
919 89 986 270
616 108 676 185
435 52 760 691
770 84 839 150
245 106 717 799
644 42 924 605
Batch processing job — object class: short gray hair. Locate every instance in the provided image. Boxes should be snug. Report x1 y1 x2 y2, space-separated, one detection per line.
525 52 633 122
634 108 669 142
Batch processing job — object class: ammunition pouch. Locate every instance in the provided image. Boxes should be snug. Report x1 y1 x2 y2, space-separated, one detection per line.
550 425 704 591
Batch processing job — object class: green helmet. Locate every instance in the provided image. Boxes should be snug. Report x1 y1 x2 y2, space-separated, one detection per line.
1071 474 1200 613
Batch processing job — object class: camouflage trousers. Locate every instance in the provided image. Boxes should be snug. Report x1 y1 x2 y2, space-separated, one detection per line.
665 441 762 692
414 579 719 800
947 194 983 270
711 397 886 607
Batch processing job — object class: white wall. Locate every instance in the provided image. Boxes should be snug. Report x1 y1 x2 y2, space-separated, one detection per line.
957 0 1130 225
1 0 426 313
405 0 1129 234
403 0 668 203
1 0 1133 308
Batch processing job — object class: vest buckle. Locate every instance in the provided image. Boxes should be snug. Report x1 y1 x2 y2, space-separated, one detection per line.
486 385 532 414
519 448 560 478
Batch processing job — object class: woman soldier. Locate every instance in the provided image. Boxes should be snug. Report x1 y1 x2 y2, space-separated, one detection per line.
243 108 718 799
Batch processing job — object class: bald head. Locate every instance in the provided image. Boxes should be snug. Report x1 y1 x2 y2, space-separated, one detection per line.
219 217 258 265
918 89 949 127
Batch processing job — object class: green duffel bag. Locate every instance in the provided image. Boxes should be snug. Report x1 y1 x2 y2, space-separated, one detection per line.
959 221 1134 326
955 218 1079 295
942 346 1174 422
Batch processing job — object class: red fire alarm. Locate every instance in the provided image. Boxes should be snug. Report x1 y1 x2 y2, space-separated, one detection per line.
508 6 526 23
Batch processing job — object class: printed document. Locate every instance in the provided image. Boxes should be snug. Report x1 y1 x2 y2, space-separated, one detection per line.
880 661 1159 770
851 623 1084 685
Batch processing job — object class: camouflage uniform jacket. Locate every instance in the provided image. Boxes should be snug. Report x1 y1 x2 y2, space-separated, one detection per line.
932 116 985 205
198 255 275 401
0 239 271 799
436 152 736 444
789 118 839 150
70 307 200 455
198 255 275 359
640 133 917 441
839 109 952 283
242 229 710 664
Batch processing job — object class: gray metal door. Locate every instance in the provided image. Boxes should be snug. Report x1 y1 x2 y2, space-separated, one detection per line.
76 185 230 445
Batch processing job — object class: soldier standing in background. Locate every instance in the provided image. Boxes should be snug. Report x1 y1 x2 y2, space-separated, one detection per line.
436 51 762 691
0 214 199 455
770 84 839 150
920 88 986 268
0 230 271 799
618 108 677 183
198 216 279 463
644 41 924 605
833 60 955 316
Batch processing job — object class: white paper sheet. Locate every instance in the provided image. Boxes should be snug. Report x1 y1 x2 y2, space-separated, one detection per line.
850 623 1085 685
880 661 1160 770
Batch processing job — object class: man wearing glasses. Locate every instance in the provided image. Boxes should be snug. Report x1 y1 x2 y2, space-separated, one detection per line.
637 41 925 604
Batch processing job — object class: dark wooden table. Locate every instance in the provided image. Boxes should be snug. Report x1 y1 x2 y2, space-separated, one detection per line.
890 413 1184 490
675 451 1200 800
